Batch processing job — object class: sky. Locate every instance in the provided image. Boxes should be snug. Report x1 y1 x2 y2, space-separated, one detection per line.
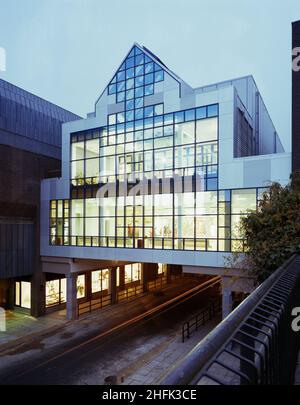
0 0 299 152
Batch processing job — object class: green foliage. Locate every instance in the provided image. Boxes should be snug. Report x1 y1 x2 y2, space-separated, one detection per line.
241 172 300 282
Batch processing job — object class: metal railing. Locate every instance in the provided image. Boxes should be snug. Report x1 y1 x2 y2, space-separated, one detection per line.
161 255 300 385
78 293 112 316
117 284 143 302
148 276 167 291
182 298 222 343
76 274 180 317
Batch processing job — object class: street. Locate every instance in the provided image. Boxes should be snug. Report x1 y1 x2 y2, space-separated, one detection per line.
0 277 220 385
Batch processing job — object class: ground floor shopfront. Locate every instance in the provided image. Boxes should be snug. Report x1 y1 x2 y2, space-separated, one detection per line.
41 259 183 319
0 277 32 313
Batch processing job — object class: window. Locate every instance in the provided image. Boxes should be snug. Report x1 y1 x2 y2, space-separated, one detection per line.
99 197 115 216
154 194 173 215
154 216 173 237
72 199 84 217
175 145 195 168
46 279 66 307
50 200 69 245
100 217 115 237
155 148 173 170
196 117 218 142
231 189 257 214
91 269 109 293
196 142 218 166
86 199 99 216
231 214 246 239
71 160 84 181
85 217 99 236
125 263 141 284
196 107 207 120
175 216 194 238
175 122 195 145
196 216 218 238
175 193 194 215
207 104 219 117
77 275 85 299
86 158 99 180
15 281 31 309
196 191 218 214
158 263 166 274
100 156 115 176
72 142 84 160
85 139 99 158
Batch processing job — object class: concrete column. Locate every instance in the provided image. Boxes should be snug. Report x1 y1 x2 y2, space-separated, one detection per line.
109 268 117 304
66 273 78 320
222 290 233 319
119 266 125 290
141 263 149 293
31 269 46 317
166 264 172 284
8 279 15 310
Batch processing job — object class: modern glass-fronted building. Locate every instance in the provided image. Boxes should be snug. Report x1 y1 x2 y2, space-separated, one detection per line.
40 44 291 319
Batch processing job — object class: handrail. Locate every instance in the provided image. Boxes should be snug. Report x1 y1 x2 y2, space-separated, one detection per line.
161 254 300 385
182 298 221 342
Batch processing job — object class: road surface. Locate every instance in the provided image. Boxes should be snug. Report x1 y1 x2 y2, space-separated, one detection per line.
0 277 220 385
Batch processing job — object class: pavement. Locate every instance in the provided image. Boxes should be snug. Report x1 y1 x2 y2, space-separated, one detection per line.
0 309 66 349
122 318 220 385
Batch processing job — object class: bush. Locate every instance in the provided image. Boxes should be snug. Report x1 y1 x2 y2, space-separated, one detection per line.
241 172 300 282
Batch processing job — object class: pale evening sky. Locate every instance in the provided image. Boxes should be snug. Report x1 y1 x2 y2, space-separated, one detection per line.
0 0 300 151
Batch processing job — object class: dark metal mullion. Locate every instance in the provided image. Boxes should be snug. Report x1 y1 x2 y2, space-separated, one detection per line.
194 121 196 251
172 123 175 250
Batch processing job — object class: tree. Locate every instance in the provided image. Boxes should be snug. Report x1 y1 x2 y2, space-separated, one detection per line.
240 172 300 283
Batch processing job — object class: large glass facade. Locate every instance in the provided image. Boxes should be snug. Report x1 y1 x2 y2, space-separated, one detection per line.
48 46 268 254
50 187 266 252
70 105 218 187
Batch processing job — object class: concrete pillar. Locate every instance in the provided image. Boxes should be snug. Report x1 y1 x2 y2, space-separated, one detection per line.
166 264 172 284
141 263 149 293
66 273 78 320
85 271 92 301
222 290 233 319
8 279 15 310
31 269 46 317
109 268 117 304
119 266 125 290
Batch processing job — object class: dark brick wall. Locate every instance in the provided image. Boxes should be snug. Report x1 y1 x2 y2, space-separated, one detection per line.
292 21 300 172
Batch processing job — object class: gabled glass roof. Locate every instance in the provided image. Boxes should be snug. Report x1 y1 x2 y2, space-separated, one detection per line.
107 45 165 104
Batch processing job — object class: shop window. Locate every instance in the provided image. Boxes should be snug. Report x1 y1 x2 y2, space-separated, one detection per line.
45 279 66 307
124 263 141 284
91 269 109 293
77 275 86 299
15 281 31 309
158 263 166 275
